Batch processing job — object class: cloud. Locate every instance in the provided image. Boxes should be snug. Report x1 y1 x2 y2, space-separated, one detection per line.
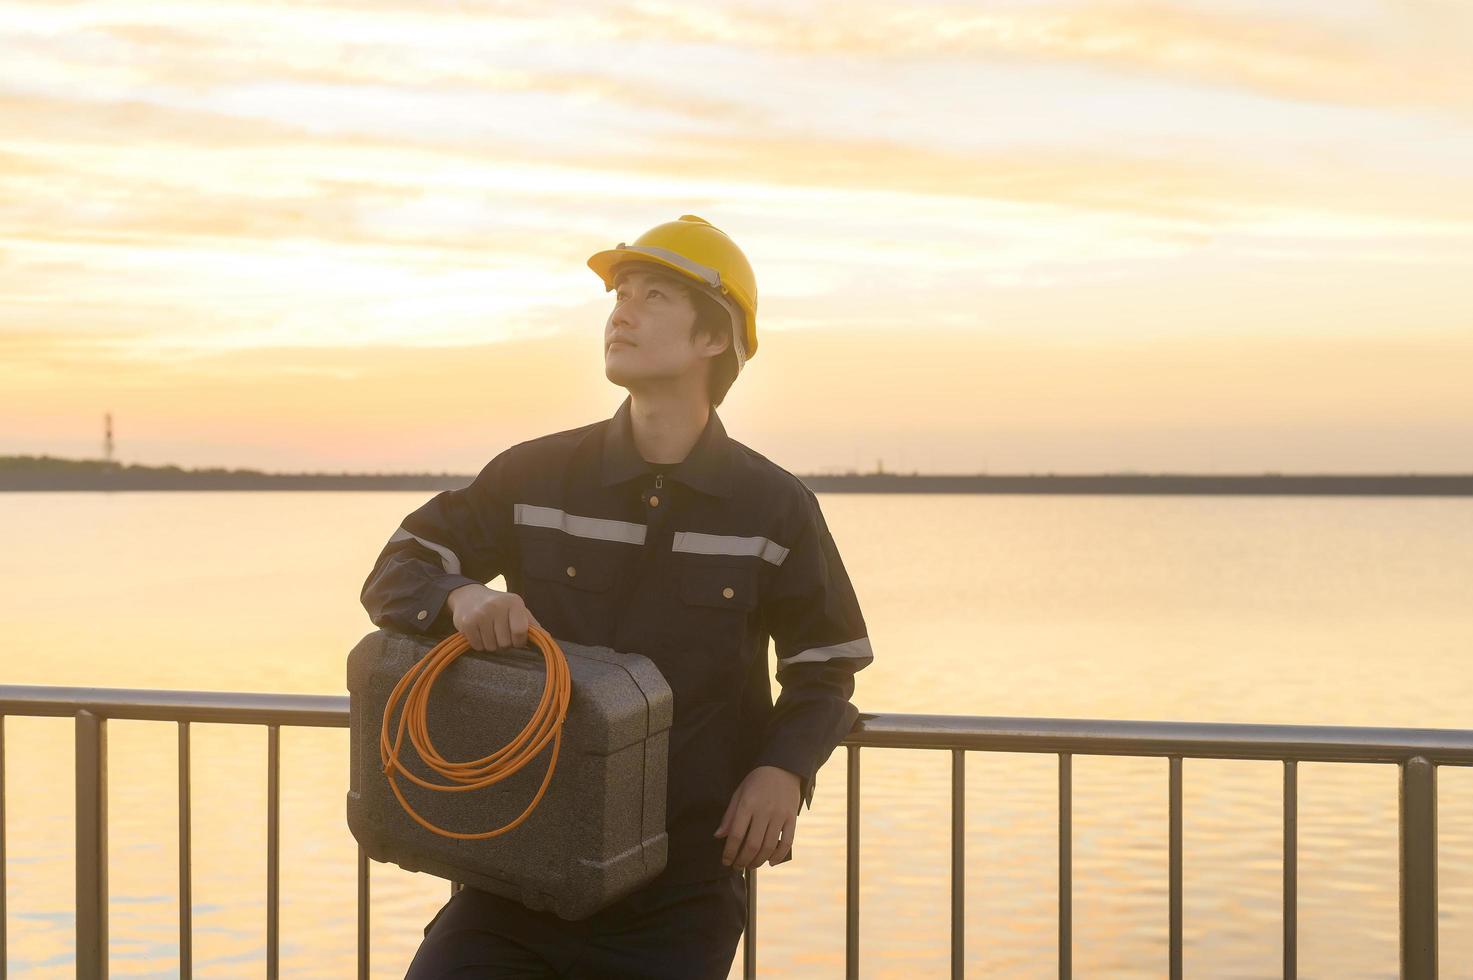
590 128 1473 227
571 0 1473 116
5 78 1470 251
2 0 1470 384
14 1 1473 125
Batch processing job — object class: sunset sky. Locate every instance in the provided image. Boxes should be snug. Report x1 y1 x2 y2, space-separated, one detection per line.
3 0 1471 474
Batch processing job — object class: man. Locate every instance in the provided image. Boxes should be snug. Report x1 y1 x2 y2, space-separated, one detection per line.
360 214 874 978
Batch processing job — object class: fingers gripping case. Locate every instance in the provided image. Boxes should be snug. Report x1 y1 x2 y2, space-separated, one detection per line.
346 629 672 921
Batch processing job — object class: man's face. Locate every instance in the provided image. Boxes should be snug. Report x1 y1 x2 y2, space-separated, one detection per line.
603 264 725 391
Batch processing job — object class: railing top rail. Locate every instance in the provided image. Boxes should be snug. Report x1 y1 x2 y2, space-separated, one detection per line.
4 685 1473 765
0 685 348 727
847 713 1473 765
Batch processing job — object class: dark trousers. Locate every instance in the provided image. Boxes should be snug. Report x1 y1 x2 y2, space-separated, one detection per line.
403 871 748 979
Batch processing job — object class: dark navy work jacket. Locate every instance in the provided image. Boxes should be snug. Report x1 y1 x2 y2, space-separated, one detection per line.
360 394 874 885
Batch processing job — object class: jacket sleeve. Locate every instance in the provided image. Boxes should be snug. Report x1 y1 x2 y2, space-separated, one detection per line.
359 452 516 639
753 486 873 811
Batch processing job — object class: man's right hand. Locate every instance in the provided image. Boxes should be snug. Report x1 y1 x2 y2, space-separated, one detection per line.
446 584 543 651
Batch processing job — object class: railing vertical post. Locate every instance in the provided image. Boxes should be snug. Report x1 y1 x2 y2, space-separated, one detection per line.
76 709 108 980
266 724 280 979
1168 756 1182 980
742 865 755 980
1059 752 1071 980
1 714 7 980
846 743 860 980
357 844 370 980
1283 759 1296 980
178 721 192 979
1399 756 1436 979
951 748 965 979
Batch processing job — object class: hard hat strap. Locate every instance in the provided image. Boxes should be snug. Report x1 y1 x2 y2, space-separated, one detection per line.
701 286 748 373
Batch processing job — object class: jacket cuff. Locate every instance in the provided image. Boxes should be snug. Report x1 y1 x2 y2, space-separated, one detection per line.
752 741 818 811
415 574 483 635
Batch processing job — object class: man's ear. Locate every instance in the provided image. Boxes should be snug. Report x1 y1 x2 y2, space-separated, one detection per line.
700 325 731 360
690 329 728 362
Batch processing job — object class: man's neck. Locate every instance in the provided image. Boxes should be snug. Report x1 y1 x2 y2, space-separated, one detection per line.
627 389 710 466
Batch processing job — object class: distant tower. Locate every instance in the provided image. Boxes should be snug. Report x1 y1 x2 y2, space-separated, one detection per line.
103 412 114 464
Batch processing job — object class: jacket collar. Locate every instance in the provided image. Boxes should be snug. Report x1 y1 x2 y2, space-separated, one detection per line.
600 394 733 498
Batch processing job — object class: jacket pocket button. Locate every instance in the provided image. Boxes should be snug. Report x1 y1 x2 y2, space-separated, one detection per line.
722 587 735 599
566 566 577 577
416 609 428 620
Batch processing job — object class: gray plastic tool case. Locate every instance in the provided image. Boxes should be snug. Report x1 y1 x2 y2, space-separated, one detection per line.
346 629 672 921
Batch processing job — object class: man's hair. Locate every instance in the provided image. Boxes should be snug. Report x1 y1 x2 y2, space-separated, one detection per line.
614 263 739 407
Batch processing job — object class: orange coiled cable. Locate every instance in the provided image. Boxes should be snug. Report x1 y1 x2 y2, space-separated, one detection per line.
379 623 572 840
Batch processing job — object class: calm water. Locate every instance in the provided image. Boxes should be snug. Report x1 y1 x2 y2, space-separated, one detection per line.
2 491 1472 978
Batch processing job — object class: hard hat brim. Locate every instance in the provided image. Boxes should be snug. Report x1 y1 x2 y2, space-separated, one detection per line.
587 247 714 293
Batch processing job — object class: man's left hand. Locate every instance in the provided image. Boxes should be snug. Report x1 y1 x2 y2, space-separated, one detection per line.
714 765 802 869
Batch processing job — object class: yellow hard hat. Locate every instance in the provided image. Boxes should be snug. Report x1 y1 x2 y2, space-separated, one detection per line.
587 214 759 368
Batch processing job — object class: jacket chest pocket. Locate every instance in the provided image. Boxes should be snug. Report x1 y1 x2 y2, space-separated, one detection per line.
667 559 760 702
678 561 759 611
518 536 622 643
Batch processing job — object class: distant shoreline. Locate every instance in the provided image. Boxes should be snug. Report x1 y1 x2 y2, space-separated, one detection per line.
3 455 1471 495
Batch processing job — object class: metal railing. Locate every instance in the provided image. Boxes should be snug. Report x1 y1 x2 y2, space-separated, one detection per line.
1 684 1468 979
